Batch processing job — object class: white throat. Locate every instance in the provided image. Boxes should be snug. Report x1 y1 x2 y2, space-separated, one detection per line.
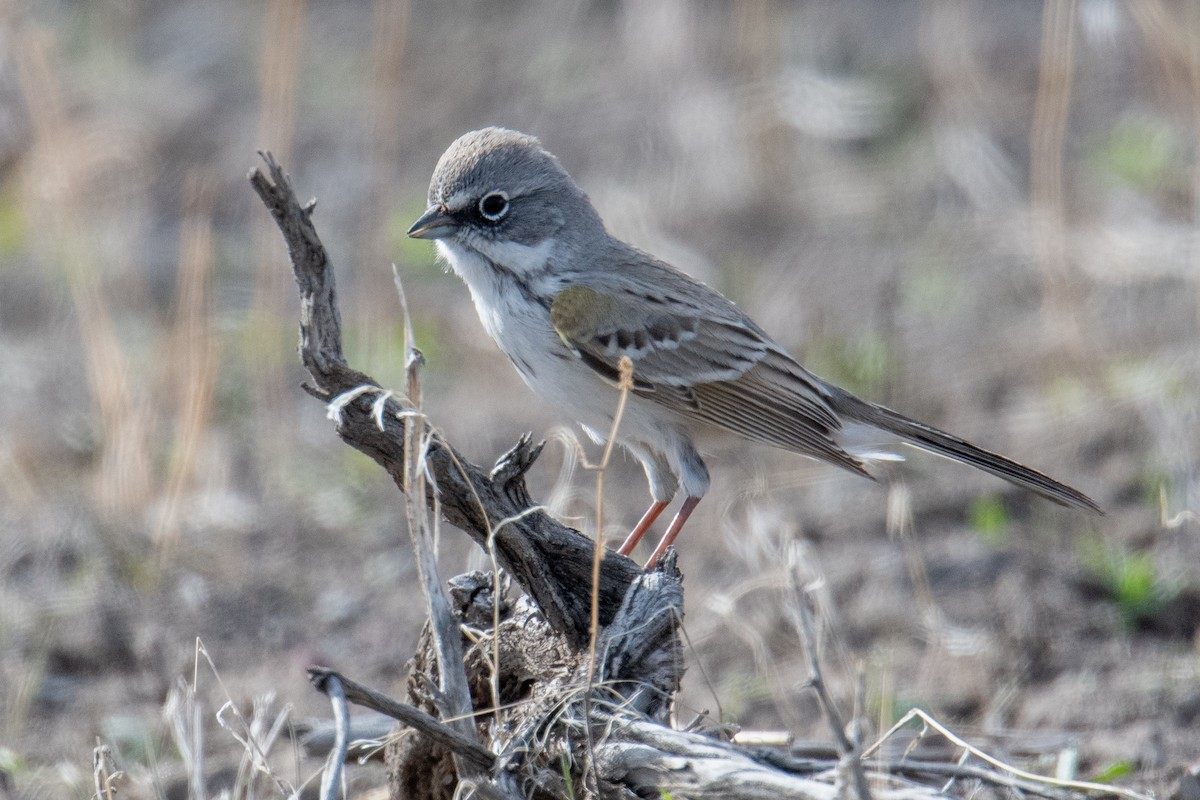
435 239 559 350
491 237 556 278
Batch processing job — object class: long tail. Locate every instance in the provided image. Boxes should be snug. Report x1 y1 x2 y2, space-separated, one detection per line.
825 387 1103 513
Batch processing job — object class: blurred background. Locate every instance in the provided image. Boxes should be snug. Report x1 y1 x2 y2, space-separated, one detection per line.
1 0 1198 796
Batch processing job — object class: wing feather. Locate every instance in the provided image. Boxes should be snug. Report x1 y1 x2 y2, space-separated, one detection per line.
550 284 766 387
550 256 867 474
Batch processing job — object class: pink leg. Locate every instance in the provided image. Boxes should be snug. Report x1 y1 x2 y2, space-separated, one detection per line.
617 500 669 556
646 496 702 569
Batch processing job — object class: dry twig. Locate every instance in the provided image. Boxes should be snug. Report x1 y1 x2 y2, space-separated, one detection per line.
307 667 496 771
248 153 641 649
316 673 348 800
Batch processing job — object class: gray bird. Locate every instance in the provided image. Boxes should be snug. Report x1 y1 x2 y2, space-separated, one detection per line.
408 127 1101 567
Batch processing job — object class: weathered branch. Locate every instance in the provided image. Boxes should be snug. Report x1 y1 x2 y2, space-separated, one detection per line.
308 668 495 771
315 672 348 800
248 153 641 648
598 550 685 721
590 717 939 800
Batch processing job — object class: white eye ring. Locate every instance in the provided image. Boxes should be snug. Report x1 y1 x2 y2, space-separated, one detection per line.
478 191 509 221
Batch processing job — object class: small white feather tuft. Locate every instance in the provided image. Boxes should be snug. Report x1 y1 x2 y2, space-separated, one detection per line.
838 421 907 463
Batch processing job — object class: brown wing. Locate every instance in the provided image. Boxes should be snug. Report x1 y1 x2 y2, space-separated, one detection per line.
550 273 869 475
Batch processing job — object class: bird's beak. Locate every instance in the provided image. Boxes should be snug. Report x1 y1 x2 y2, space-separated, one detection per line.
407 206 458 240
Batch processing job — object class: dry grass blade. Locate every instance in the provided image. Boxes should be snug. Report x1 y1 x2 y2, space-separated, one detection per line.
588 355 636 684
785 543 871 800
92 743 121 800
356 0 411 346
864 708 1154 800
885 483 943 637
1159 485 1200 528
156 169 221 556
14 20 155 520
397 263 507 720
581 355 636 795
1031 0 1084 350
253 0 305 320
163 678 206 800
192 638 296 797
392 268 496 791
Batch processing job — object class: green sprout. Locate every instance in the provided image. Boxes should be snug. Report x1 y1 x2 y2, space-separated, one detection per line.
1078 537 1177 629
969 495 1010 547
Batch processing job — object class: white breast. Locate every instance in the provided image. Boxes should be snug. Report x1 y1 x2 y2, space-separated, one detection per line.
433 239 694 477
436 241 555 359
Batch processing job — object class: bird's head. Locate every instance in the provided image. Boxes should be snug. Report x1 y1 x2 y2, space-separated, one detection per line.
408 127 604 275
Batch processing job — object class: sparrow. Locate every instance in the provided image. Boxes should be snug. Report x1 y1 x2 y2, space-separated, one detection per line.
408 127 1101 567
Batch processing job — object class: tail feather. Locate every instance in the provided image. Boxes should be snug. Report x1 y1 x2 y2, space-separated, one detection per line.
826 388 1103 514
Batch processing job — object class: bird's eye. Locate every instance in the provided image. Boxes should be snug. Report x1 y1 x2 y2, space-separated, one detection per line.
478 191 509 222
